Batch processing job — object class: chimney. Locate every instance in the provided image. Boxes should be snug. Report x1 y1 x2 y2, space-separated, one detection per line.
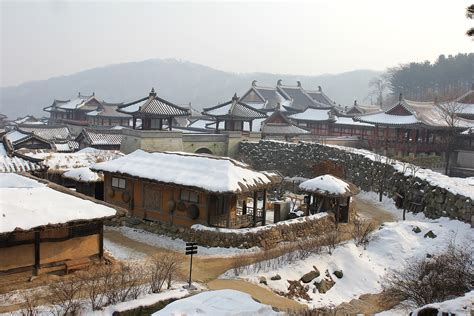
399 93 403 102
252 80 257 87
297 81 301 87
277 79 282 86
318 85 322 92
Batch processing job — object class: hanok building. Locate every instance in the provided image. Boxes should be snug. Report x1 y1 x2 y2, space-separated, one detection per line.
0 142 47 173
0 174 116 275
3 130 53 152
86 101 131 128
299 175 359 224
62 167 104 200
240 80 292 112
92 150 282 228
344 100 381 116
261 108 310 140
277 81 333 111
44 93 102 127
354 94 474 156
13 115 45 126
118 88 190 130
202 94 268 133
76 128 123 151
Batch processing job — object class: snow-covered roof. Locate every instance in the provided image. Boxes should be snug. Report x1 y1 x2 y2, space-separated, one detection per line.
78 128 123 146
92 150 282 194
17 125 71 141
334 116 373 127
152 290 280 316
288 108 334 122
202 94 268 120
0 143 46 173
0 173 116 234
62 167 103 182
27 150 122 171
299 174 360 197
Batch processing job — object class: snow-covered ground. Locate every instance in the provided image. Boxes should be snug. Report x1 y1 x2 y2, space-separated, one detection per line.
105 226 261 257
152 289 282 315
377 290 474 316
222 193 473 309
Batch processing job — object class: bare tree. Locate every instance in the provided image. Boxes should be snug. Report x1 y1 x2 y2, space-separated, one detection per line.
435 98 466 175
368 75 389 107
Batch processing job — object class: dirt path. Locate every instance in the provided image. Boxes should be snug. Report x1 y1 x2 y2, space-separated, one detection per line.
353 195 396 225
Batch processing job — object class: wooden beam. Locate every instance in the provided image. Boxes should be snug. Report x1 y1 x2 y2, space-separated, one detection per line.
34 230 40 276
253 191 258 227
262 189 267 226
99 222 104 259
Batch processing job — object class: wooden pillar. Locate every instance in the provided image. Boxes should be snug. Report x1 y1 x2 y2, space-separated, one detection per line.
253 191 258 227
226 201 231 228
262 189 267 226
159 118 163 130
34 230 40 275
133 117 136 129
242 199 247 215
335 200 340 226
249 120 253 132
215 120 219 133
305 194 310 216
98 222 104 259
168 117 173 131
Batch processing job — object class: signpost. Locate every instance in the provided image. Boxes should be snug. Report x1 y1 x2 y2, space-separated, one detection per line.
185 242 198 288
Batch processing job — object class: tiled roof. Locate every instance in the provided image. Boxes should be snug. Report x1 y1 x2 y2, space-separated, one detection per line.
277 84 320 111
0 143 46 173
118 88 190 118
18 125 71 141
54 141 79 152
79 128 123 146
288 108 335 122
261 123 310 135
86 102 131 118
306 88 335 107
202 94 268 119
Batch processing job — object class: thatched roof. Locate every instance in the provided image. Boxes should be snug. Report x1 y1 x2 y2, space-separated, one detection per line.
299 174 360 198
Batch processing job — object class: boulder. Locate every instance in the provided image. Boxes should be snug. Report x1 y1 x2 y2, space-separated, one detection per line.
333 270 343 279
259 276 267 285
300 270 320 283
424 230 437 239
271 274 281 281
412 226 421 233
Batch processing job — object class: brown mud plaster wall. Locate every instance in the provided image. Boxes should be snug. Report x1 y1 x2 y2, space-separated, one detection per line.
238 140 473 224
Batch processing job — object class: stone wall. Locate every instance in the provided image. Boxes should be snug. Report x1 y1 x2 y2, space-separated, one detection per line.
239 140 474 225
120 213 334 249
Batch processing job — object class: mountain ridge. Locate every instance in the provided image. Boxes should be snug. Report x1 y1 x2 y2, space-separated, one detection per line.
0 58 381 119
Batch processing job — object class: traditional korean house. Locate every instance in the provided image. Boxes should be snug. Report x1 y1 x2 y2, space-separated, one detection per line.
0 142 47 173
91 150 282 228
0 173 116 275
17 125 71 142
3 130 53 151
304 85 335 108
299 175 360 224
76 128 123 150
202 93 267 133
13 115 44 126
86 101 132 127
118 88 190 130
44 93 102 126
288 107 336 136
240 80 292 112
354 94 474 156
344 100 381 116
62 167 104 200
276 80 328 111
261 108 310 140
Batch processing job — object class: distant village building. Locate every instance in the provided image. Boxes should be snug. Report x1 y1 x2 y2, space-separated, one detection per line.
0 174 116 275
92 150 282 228
261 108 310 140
76 128 123 150
86 101 131 128
118 88 190 130
202 93 267 133
344 100 381 116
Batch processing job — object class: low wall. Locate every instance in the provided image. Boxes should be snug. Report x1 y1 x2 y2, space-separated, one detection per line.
239 140 474 225
119 213 334 249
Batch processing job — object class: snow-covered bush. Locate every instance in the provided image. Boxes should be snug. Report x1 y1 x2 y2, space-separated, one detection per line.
383 242 473 307
351 218 375 248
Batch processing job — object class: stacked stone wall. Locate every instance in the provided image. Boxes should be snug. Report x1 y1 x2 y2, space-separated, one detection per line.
239 140 473 224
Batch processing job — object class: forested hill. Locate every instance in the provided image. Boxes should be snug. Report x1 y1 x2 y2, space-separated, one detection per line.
0 59 380 119
387 53 473 100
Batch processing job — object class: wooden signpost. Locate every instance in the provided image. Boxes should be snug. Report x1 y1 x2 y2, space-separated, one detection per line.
185 242 198 288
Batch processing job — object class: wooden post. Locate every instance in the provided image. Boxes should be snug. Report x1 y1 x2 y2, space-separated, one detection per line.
262 189 267 226
305 194 310 216
249 120 253 132
168 117 173 131
253 191 258 227
132 117 136 129
215 120 219 133
34 230 40 275
335 200 340 226
99 222 104 259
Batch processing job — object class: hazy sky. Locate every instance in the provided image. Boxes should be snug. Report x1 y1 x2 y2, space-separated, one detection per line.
1 0 472 87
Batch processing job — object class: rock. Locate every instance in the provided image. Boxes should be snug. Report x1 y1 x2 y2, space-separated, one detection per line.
314 278 335 294
259 276 267 285
125 217 141 225
300 270 320 283
424 230 437 239
286 280 311 301
333 270 343 279
271 274 281 281
412 226 422 233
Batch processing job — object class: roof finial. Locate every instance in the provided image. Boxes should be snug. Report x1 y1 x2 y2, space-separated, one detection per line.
78 92 81 97
276 102 281 110
297 81 301 87
354 100 357 106
399 93 403 102
232 93 239 101
277 79 282 86
318 85 322 92
252 80 257 87
92 92 95 96
150 87 156 97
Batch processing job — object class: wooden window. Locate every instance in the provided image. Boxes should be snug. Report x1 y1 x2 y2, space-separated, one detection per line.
180 189 199 203
112 177 126 189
